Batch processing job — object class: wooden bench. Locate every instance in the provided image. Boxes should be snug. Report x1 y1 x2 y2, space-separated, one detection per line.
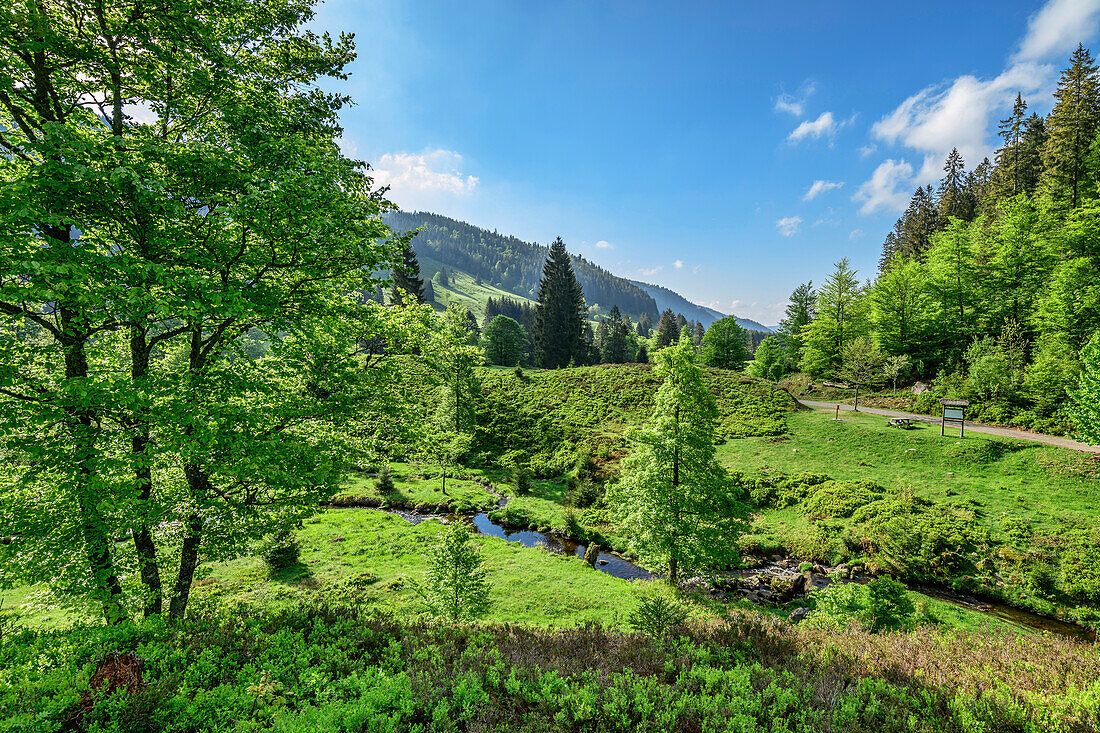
887 417 915 429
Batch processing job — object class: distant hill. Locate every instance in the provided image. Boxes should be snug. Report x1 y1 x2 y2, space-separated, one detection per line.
627 280 772 332
386 211 659 322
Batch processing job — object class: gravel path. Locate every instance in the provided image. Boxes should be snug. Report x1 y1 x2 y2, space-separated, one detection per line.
796 399 1100 455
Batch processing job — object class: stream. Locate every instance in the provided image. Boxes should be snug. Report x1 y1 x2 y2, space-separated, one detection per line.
374 499 1094 642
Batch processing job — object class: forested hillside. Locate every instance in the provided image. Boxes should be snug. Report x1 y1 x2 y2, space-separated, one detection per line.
768 45 1100 434
386 210 660 321
628 279 772 332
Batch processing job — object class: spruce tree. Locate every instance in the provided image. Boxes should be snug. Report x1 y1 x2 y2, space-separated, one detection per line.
939 148 974 221
637 312 653 337
534 237 587 368
603 306 629 363
654 309 679 349
1043 44 1100 210
391 244 425 304
996 93 1028 196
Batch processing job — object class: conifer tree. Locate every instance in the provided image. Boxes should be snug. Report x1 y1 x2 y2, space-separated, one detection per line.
437 267 450 287
654 309 680 348
637 312 653 337
603 306 629 363
423 279 435 304
610 335 746 583
1043 44 1100 210
693 321 706 348
997 93 1029 196
391 244 426 304
534 237 587 368
939 148 973 221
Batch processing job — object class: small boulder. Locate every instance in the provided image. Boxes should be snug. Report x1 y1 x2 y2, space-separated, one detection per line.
583 543 601 567
788 607 810 624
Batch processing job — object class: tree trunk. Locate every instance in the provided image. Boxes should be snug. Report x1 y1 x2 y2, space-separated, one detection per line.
130 325 163 617
168 463 210 620
62 306 127 624
853 383 860 411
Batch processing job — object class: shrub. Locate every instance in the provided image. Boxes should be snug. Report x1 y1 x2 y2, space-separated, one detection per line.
260 529 301 572
513 465 532 495
805 581 870 629
566 478 602 508
866 577 915 632
1060 529 1100 601
800 479 884 519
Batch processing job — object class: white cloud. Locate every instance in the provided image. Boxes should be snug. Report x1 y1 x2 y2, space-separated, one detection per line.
692 264 702 274
594 240 614 249
673 259 684 269
853 159 914 215
858 144 877 158
1014 0 1100 63
774 96 804 116
774 81 816 116
371 150 479 209
787 111 844 143
870 63 1049 167
776 216 803 237
803 179 844 201
638 265 663 277
849 229 865 240
856 0 1100 214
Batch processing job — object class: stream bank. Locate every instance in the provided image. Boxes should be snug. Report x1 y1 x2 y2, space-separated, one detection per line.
363 497 1094 641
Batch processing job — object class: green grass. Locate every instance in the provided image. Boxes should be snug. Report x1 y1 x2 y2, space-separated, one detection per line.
721 406 1099 538
419 255 537 322
336 461 499 513
194 509 650 628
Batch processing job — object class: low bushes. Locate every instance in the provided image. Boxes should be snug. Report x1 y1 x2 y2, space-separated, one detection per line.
2 603 1098 732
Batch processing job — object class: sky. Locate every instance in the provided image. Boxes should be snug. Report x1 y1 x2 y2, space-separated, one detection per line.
314 0 1100 325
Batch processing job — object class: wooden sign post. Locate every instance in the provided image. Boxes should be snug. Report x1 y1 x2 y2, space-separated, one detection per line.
939 398 970 437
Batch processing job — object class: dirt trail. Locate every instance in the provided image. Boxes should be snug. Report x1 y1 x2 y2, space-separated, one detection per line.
796 399 1100 455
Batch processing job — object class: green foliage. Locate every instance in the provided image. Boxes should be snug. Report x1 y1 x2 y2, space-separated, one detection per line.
800 480 885 520
4 602 1097 733
260 530 301 573
800 258 865 377
1059 528 1100 601
805 581 871 629
866 577 916 632
628 591 688 645
534 237 588 369
376 465 396 494
1069 331 1100 444
749 336 787 381
699 316 751 371
0 0 427 623
744 471 832 509
609 336 748 582
481 315 530 366
808 577 914 633
419 523 491 623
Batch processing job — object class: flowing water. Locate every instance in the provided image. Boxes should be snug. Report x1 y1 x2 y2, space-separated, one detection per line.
371 503 1093 641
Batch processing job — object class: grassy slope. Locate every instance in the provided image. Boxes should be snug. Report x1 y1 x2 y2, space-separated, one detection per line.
723 406 1097 540
419 254 537 323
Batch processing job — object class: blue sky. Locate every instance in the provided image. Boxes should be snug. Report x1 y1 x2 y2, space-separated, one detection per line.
316 0 1100 325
